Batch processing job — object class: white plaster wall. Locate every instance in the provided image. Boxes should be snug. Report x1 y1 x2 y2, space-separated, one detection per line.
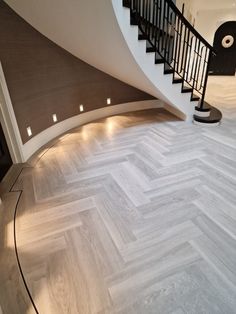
176 0 196 24
192 0 236 12
195 9 236 45
176 0 236 45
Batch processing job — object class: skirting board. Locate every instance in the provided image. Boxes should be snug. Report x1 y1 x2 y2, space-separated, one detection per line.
22 99 163 161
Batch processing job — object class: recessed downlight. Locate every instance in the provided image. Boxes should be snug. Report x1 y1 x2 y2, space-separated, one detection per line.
52 114 58 123
27 126 32 137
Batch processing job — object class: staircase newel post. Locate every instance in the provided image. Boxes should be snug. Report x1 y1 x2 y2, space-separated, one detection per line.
200 50 212 109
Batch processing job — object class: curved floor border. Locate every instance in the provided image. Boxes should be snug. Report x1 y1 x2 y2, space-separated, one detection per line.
10 169 39 313
9 106 163 314
9 137 66 313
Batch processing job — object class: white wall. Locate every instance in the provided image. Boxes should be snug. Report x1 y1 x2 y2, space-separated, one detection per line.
195 9 236 45
192 0 236 12
176 0 236 45
176 0 196 24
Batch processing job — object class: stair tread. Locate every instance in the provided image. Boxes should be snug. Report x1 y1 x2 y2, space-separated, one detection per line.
146 47 156 53
182 86 193 93
191 95 200 101
195 101 211 111
155 59 165 64
138 34 148 40
164 68 174 74
173 77 183 84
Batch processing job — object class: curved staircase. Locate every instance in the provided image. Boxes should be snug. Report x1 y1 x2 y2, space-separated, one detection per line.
121 0 222 125
5 0 222 124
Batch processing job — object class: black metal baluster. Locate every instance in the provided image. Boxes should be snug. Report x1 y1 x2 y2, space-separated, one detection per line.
180 24 187 76
192 38 201 91
186 35 193 84
190 36 198 87
157 0 163 53
152 0 157 42
147 0 150 36
172 15 180 73
177 19 184 75
146 0 149 39
174 17 181 75
200 47 208 91
163 1 171 63
143 0 147 35
182 27 190 83
195 45 204 92
166 10 173 65
154 0 159 52
148 0 151 41
161 0 167 52
168 9 176 66
200 49 212 108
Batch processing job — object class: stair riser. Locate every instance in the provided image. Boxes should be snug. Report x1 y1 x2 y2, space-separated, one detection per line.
194 110 210 118
193 120 220 126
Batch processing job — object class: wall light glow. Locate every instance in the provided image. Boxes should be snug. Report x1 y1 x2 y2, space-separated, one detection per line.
107 98 111 105
52 114 58 122
27 126 32 137
80 104 84 112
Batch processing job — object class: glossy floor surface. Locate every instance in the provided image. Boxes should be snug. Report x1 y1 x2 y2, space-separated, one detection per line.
1 76 236 314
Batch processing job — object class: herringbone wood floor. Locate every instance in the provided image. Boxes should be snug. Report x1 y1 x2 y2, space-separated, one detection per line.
1 76 236 314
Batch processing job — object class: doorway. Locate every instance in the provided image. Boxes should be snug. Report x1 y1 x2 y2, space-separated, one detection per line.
0 122 12 181
210 21 236 76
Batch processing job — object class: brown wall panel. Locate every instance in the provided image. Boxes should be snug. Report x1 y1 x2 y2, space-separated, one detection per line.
0 1 155 143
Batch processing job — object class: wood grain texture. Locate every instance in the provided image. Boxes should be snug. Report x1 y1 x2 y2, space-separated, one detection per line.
1 75 236 313
0 1 154 144
0 192 35 314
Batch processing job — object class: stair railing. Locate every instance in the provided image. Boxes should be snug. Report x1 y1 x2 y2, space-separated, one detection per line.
124 0 215 108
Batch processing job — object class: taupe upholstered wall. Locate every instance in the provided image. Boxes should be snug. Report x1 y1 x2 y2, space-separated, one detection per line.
0 1 155 143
